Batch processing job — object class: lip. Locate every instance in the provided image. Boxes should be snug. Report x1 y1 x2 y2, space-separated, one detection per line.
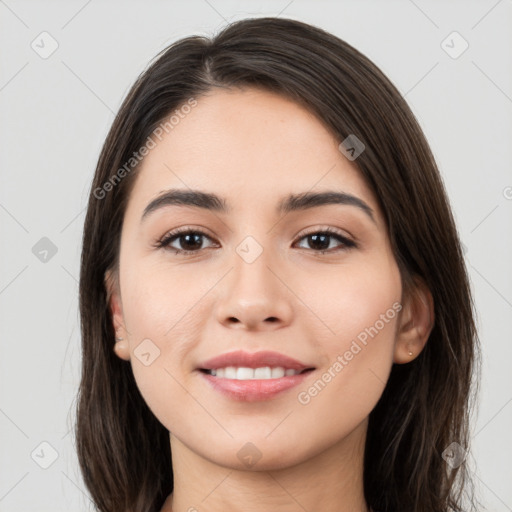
196 350 315 402
199 369 315 402
197 350 313 371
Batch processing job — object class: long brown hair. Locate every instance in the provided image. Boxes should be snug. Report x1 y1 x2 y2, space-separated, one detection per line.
77 16 480 512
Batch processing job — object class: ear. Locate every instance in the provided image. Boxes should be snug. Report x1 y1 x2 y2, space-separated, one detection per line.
393 275 434 364
104 268 130 361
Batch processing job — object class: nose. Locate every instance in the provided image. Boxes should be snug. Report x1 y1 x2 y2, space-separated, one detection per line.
215 246 294 331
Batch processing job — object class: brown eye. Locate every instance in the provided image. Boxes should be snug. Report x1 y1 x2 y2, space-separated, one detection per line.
157 229 215 255
294 229 356 254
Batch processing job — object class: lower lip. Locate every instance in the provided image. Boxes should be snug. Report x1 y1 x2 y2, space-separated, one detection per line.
198 370 314 402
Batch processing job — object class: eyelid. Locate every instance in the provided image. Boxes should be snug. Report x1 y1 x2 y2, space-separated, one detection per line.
294 224 354 242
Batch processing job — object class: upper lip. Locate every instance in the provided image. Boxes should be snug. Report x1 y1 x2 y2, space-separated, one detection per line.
197 350 314 371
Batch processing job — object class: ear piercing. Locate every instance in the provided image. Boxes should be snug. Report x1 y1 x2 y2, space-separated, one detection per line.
408 350 413 356
115 330 124 341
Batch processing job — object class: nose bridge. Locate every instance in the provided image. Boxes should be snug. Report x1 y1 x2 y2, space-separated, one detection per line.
214 231 293 330
232 233 278 301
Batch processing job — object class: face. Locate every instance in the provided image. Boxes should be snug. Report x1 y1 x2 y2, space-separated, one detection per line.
107 87 407 470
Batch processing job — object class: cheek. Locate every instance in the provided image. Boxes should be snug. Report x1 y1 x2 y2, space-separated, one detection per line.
294 257 401 348
122 256 210 339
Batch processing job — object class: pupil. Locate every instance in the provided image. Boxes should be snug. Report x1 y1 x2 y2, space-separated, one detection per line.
182 234 202 250
309 234 329 250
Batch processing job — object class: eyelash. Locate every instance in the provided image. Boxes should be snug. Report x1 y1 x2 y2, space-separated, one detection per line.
154 226 357 256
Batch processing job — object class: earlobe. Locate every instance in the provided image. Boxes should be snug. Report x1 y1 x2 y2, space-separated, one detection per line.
114 336 131 361
393 276 434 364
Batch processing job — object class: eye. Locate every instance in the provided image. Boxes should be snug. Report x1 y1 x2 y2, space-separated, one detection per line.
155 227 217 255
293 227 357 254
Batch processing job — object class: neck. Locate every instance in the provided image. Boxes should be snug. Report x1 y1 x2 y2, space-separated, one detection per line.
161 419 370 512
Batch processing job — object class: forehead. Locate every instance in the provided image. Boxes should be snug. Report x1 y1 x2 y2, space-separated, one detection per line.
125 87 381 223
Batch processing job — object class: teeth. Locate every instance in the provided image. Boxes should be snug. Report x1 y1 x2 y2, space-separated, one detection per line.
207 366 303 380
254 367 271 379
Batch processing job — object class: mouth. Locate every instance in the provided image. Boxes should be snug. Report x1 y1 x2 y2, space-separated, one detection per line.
195 350 316 401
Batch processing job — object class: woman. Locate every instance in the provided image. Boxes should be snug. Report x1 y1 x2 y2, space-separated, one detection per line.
76 16 480 512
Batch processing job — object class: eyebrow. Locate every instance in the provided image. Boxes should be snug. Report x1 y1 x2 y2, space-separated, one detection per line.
141 188 376 224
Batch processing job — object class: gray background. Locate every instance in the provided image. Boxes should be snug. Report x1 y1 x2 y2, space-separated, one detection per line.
1 0 511 510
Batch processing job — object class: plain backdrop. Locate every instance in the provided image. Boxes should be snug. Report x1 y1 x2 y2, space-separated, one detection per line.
1 0 511 510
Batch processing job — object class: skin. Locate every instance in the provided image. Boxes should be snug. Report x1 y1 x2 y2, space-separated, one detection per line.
105 87 434 512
